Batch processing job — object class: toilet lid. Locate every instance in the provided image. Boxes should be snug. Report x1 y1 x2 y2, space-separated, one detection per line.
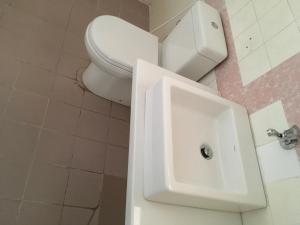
87 15 158 71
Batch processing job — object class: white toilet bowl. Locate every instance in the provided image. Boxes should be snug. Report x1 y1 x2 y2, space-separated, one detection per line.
83 2 227 106
83 15 158 106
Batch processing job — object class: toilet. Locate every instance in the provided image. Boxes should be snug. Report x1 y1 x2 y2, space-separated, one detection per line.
82 1 227 106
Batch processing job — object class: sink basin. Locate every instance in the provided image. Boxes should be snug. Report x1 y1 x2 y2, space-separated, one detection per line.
144 76 266 212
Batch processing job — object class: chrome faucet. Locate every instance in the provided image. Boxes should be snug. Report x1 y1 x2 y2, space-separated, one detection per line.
267 125 300 150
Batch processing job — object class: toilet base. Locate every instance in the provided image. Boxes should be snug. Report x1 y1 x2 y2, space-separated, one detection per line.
82 63 132 106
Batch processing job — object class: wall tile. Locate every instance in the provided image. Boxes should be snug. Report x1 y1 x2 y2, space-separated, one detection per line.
239 45 271 86
4 90 48 125
18 202 61 225
0 159 31 199
266 23 300 68
61 206 93 225
108 118 130 147
71 137 106 173
44 101 80 134
51 76 84 107
257 141 300 184
225 0 250 17
252 0 280 19
267 177 300 225
259 0 294 42
24 163 68 204
75 109 110 142
111 102 130 122
35 129 74 166
242 207 273 225
288 0 300 18
15 63 56 96
89 207 100 225
57 52 89 79
234 23 264 61
64 169 103 208
99 175 127 225
0 119 39 162
82 91 111 115
250 101 289 147
105 145 128 178
230 2 256 38
0 199 19 225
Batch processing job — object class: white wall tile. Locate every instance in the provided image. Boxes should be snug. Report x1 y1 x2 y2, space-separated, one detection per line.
239 45 270 85
266 22 300 67
256 141 300 184
259 0 294 41
267 178 300 225
234 23 264 60
252 0 280 19
250 101 289 147
288 0 300 18
230 2 256 37
242 208 274 225
225 0 250 17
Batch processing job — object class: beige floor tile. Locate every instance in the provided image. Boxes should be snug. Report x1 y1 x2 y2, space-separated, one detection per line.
0 56 22 87
108 118 129 147
98 0 121 16
44 100 80 134
71 137 106 173
57 52 89 79
15 63 56 96
0 119 39 161
61 206 93 225
89 207 100 225
0 86 11 115
64 169 103 208
120 0 148 18
82 91 111 115
51 76 84 107
18 18 65 71
24 163 68 204
111 102 130 122
18 202 61 225
63 32 89 60
75 110 110 142
4 90 49 125
105 145 128 178
0 159 31 199
99 175 127 225
0 28 23 61
0 199 19 225
67 0 99 37
11 0 75 29
35 129 74 166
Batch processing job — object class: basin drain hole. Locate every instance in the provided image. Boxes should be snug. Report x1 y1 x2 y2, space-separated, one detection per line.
200 144 213 160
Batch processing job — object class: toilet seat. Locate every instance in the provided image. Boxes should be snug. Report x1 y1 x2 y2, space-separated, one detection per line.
86 15 158 78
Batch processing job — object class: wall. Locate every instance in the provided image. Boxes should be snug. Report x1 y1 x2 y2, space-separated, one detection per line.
204 0 300 224
148 0 198 39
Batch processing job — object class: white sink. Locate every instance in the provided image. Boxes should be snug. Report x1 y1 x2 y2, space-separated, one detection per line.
144 76 266 212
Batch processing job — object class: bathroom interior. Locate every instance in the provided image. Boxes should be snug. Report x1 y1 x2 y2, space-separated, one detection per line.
0 0 299 224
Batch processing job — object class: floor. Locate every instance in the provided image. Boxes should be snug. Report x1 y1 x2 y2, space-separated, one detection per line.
0 0 149 224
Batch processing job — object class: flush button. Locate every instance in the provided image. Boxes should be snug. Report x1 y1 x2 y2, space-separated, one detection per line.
211 21 219 30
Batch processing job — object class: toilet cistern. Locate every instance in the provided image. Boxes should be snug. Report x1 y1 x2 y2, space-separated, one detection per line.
82 1 227 106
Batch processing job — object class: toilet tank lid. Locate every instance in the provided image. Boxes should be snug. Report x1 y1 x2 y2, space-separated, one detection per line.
192 1 227 63
88 16 158 69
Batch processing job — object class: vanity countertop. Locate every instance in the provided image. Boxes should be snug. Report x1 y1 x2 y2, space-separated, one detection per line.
125 60 242 225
